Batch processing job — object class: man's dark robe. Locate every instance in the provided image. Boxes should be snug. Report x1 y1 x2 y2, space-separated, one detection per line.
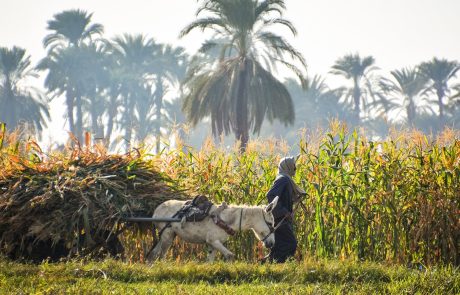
266 174 297 263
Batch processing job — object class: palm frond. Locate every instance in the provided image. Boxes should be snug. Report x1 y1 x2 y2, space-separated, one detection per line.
179 18 228 38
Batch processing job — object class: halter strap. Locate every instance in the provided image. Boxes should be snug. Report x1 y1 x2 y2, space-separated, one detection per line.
260 209 276 243
238 208 244 232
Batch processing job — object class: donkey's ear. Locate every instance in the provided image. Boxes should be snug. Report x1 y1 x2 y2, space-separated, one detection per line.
265 196 279 212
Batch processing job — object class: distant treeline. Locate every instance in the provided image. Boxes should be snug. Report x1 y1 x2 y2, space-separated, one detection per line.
1 2 459 150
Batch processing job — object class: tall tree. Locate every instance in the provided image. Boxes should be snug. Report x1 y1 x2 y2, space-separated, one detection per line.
448 83 460 126
41 9 104 141
180 0 307 150
452 84 460 100
262 76 351 142
144 44 187 153
38 44 108 143
79 44 111 139
0 46 49 136
108 34 157 150
379 68 427 126
330 53 377 124
419 57 459 124
288 75 351 127
43 9 104 49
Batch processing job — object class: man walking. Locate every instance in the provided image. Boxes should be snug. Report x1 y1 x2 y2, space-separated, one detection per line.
264 156 305 263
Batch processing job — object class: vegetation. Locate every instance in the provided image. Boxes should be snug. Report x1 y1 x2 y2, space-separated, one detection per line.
39 9 105 143
0 257 458 294
156 122 459 266
380 67 428 126
0 126 185 261
0 46 49 135
180 0 308 150
0 1 459 287
419 58 460 124
0 3 459 149
330 53 379 125
1 123 458 266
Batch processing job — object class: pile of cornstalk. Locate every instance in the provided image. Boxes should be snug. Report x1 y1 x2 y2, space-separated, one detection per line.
0 130 185 261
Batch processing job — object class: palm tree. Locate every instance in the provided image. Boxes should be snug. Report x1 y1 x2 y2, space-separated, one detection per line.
330 53 378 124
180 0 307 150
44 9 104 49
0 46 49 136
108 34 157 150
448 84 460 126
146 44 187 153
289 75 351 126
38 44 108 142
419 57 459 124
452 84 460 100
41 9 104 141
262 76 351 142
79 44 111 139
379 68 427 126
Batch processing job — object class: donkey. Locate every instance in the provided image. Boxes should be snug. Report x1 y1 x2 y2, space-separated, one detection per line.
146 196 279 262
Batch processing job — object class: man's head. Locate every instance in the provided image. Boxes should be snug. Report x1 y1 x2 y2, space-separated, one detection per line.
278 156 297 177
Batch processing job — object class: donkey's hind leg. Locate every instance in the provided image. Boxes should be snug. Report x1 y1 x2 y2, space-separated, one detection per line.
147 228 175 262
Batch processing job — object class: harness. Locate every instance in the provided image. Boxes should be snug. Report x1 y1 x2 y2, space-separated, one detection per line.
260 209 277 243
156 196 237 238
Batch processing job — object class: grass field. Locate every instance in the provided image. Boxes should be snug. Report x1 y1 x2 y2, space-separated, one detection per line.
1 257 458 294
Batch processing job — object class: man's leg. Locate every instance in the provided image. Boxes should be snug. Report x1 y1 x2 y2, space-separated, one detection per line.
269 222 297 263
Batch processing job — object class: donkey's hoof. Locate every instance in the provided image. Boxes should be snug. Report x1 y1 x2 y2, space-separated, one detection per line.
225 253 235 261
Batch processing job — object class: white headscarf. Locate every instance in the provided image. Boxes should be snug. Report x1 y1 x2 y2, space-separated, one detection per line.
278 156 297 176
277 156 306 200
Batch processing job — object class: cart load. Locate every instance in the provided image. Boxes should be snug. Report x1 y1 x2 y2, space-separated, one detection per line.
0 143 186 262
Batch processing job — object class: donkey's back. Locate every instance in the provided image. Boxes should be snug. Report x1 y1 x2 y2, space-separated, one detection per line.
152 200 225 244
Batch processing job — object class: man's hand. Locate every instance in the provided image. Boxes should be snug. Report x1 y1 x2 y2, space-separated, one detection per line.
284 212 295 221
293 192 307 203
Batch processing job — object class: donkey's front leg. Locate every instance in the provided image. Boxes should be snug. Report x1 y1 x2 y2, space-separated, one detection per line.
206 238 235 261
206 245 217 262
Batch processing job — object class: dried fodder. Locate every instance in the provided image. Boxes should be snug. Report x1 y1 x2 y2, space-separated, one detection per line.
0 130 186 261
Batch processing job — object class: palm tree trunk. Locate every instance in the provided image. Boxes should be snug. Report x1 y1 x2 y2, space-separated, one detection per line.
437 88 444 125
407 96 415 126
105 95 117 147
124 96 134 151
90 104 99 139
353 79 361 125
65 91 76 136
235 58 250 151
75 95 83 143
3 77 15 128
155 80 164 154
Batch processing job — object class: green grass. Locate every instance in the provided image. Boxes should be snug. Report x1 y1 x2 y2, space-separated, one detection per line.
1 257 458 294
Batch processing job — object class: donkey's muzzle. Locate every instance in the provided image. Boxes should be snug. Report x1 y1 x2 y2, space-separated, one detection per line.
263 235 275 248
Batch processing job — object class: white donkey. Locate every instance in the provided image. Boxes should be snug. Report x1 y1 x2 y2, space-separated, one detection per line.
147 197 279 262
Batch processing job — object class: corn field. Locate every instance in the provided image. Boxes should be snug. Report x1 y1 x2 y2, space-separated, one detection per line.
1 122 459 265
156 123 459 265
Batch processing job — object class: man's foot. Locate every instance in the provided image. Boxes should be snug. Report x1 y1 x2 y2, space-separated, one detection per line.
258 254 271 264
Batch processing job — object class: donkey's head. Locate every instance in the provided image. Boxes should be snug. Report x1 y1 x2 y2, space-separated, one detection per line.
251 196 279 248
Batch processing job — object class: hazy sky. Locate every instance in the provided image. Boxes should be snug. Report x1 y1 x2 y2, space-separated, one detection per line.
1 0 460 143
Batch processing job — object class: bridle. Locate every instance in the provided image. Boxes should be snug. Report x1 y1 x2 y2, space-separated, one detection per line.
239 207 282 244
260 209 276 243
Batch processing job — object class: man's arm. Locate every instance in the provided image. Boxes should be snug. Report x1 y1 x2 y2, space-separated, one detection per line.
266 177 290 219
